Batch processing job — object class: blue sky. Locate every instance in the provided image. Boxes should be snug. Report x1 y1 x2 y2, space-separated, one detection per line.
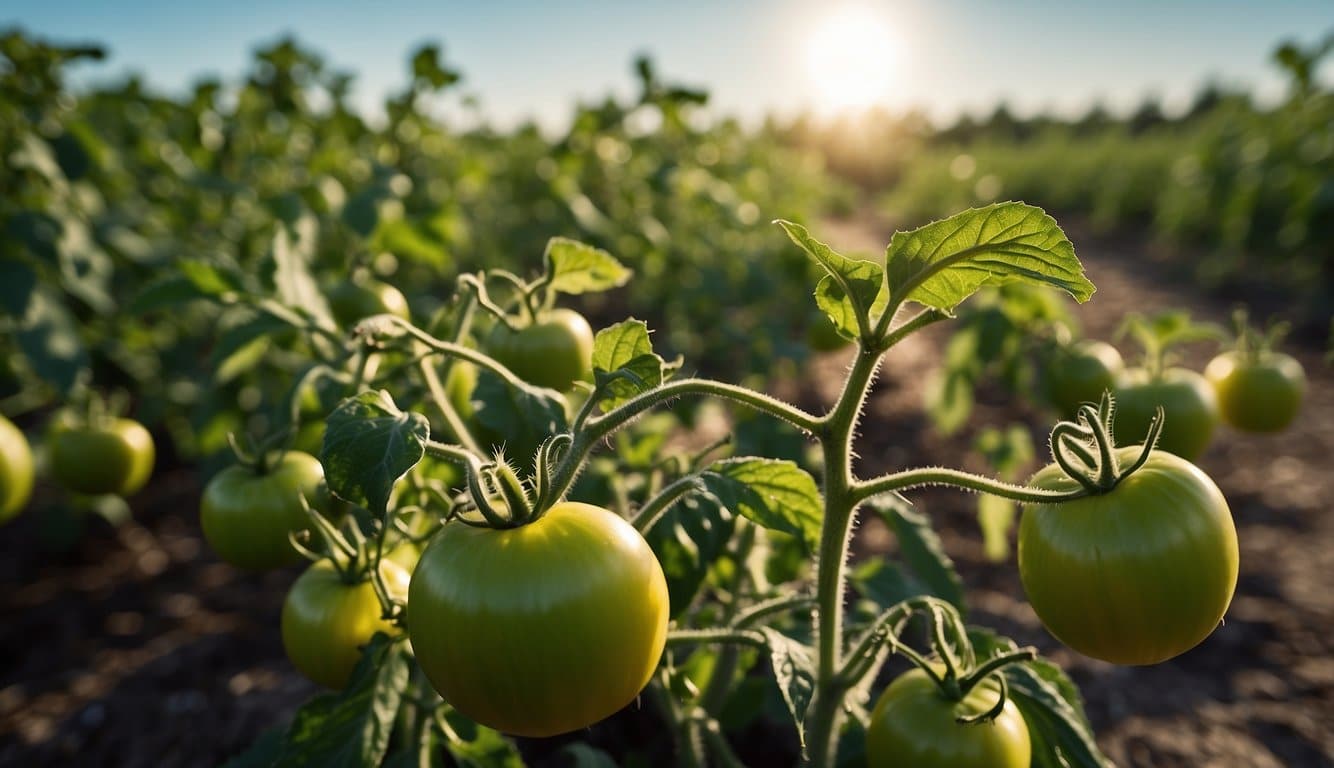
5 1 1331 128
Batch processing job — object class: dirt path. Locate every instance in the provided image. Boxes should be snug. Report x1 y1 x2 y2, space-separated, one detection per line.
813 212 1334 768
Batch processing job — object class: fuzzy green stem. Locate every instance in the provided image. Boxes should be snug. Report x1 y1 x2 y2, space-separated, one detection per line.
805 346 882 767
850 467 1091 506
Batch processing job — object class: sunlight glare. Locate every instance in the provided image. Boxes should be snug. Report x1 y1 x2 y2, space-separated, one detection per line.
805 5 899 112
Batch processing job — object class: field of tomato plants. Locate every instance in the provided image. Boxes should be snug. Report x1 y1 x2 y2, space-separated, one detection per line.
3 27 1333 768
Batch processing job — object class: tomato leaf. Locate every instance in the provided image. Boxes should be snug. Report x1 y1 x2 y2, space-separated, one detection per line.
211 313 291 383
591 319 676 409
759 627 816 755
271 635 411 768
871 495 966 613
702 458 823 550
179 257 247 297
471 369 569 471
645 492 736 617
885 202 1094 312
271 216 335 330
545 237 632 295
972 629 1107 767
775 219 886 337
129 275 213 313
437 709 526 768
322 390 429 514
0 258 37 316
16 287 88 396
848 556 918 612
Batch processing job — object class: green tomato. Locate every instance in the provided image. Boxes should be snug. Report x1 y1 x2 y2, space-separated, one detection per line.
281 558 409 689
1204 351 1306 433
328 280 410 326
200 451 330 571
444 360 477 421
486 308 594 391
866 667 1031 768
1046 340 1123 417
1019 446 1238 665
0 415 34 523
48 415 155 496
806 313 852 352
408 502 669 737
1113 367 1218 460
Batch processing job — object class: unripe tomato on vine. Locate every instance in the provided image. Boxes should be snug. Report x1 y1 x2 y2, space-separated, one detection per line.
1019 398 1237 665
409 501 669 737
0 414 34 523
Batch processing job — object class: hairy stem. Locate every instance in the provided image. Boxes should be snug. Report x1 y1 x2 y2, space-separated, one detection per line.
850 467 1091 506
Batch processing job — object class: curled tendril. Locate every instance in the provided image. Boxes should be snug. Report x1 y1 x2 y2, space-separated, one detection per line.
955 673 1011 726
1048 391 1166 495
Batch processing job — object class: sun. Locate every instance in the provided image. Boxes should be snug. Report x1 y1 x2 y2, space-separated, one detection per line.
805 5 899 112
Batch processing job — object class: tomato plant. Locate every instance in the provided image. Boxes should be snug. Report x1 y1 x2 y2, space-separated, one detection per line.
1207 351 1305 433
1111 311 1223 460
1020 399 1238 664
1112 367 1218 460
1204 310 1306 433
48 411 155 497
409 501 669 737
0 414 34 523
282 558 410 689
867 666 1030 768
183 205 1231 768
486 308 595 391
806 310 853 351
1045 339 1123 417
200 450 331 570
328 279 411 327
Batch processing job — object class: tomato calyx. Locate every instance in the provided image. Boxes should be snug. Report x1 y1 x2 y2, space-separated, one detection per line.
855 596 1038 727
1048 391 1164 496
453 434 573 529
1225 305 1290 366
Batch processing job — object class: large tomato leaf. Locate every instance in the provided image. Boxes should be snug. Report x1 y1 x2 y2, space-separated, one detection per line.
759 627 817 755
702 458 823 550
885 202 1094 312
471 369 569 472
16 287 88 396
252 635 412 768
969 628 1108 768
322 390 429 514
545 237 631 295
591 318 677 409
437 709 526 768
869 495 965 612
775 219 886 338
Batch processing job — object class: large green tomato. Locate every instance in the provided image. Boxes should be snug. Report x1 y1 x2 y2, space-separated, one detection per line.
200 451 330 570
1113 367 1218 460
48 415 155 496
866 667 1031 768
1046 340 1123 417
486 308 594 391
281 558 409 689
409 502 669 737
1204 351 1305 433
328 280 410 326
0 415 34 523
1019 446 1238 665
